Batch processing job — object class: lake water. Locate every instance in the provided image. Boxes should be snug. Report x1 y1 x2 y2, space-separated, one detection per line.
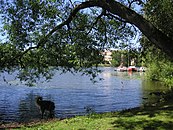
0 67 168 123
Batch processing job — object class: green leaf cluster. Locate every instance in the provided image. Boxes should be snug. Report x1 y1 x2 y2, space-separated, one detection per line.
140 0 173 87
144 0 173 38
0 0 140 84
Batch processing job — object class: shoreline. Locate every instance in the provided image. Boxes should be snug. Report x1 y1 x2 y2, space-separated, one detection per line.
0 106 142 129
1 102 173 129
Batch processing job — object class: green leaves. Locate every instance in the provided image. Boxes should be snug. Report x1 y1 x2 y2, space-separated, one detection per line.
141 0 173 87
145 0 173 38
0 0 141 85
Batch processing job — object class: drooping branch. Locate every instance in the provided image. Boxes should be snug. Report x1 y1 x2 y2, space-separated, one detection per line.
97 0 173 58
86 9 106 35
21 0 173 59
17 1 99 59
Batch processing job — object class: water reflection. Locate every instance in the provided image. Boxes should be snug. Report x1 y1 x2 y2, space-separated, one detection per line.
141 80 170 105
18 92 40 122
0 67 168 123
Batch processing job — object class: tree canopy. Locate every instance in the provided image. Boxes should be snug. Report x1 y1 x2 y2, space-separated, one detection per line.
0 0 173 85
139 0 173 87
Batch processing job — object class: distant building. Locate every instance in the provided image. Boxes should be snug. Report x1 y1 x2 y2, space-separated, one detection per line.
101 50 113 64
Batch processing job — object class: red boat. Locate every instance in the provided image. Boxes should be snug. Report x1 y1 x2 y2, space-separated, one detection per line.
127 66 137 72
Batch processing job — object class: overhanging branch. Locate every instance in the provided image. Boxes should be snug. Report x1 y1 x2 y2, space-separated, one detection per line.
86 9 106 35
16 0 173 60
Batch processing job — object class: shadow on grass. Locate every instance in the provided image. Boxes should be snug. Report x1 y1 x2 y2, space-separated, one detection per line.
87 100 173 130
110 103 173 130
112 118 173 130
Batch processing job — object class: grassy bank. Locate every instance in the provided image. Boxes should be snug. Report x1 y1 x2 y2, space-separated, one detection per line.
8 103 173 130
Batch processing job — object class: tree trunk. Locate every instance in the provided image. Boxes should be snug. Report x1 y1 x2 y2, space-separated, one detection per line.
98 0 173 58
70 0 173 58
44 0 173 59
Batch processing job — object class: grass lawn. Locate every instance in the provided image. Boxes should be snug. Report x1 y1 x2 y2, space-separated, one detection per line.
10 103 173 130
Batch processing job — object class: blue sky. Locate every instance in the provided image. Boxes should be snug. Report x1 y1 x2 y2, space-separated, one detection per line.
0 14 5 43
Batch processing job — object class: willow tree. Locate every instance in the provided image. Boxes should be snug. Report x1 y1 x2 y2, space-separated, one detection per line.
0 0 173 85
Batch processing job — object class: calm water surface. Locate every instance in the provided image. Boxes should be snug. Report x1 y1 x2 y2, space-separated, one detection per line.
0 67 168 123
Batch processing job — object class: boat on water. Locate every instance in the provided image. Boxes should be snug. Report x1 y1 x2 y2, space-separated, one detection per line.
115 63 146 72
115 66 146 72
138 67 146 72
115 66 127 72
127 66 137 72
115 63 127 72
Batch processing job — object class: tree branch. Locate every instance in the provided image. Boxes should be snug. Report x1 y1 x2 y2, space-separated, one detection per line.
69 0 75 8
18 0 173 59
99 0 173 58
86 9 106 35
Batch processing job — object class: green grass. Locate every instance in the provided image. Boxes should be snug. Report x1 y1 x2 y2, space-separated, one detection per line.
16 104 173 130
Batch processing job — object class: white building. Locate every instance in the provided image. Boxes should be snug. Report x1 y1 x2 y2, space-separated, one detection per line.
101 50 113 64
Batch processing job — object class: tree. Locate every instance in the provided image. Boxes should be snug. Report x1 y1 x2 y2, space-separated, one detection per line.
140 0 173 86
0 0 173 84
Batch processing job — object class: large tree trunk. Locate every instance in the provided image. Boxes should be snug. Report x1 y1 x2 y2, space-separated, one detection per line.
98 0 173 58
69 0 173 58
43 0 173 59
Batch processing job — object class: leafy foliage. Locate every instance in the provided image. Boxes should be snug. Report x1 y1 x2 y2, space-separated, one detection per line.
111 49 142 67
0 0 137 85
144 0 173 38
1 0 172 85
141 0 173 87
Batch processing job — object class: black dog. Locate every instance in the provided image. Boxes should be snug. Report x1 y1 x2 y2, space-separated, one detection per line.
36 96 55 118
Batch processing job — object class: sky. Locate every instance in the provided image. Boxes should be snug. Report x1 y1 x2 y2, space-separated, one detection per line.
0 15 5 43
